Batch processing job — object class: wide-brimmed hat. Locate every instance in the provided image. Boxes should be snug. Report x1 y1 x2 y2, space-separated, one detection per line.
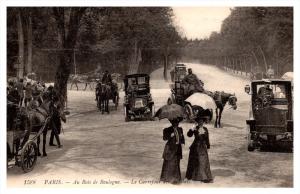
168 117 184 124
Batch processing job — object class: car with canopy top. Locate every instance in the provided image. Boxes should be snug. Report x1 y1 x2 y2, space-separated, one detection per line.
123 74 154 121
244 79 293 151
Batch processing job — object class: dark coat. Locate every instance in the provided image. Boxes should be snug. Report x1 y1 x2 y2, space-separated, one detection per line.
187 126 210 150
102 73 112 84
162 126 185 160
186 126 212 181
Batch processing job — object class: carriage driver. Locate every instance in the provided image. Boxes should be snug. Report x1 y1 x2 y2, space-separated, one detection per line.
102 70 112 85
182 68 204 96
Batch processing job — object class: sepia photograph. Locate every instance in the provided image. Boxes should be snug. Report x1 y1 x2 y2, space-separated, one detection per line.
2 1 297 191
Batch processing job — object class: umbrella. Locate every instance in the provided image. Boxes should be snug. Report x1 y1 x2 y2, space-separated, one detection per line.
154 104 185 120
185 92 216 109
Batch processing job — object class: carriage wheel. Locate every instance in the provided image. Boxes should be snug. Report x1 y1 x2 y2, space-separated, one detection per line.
20 140 38 173
184 103 193 122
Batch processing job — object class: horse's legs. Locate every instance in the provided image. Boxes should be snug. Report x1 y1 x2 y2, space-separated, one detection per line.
70 83 73 90
42 130 47 156
101 98 104 114
37 136 41 156
214 108 219 128
76 83 79 91
106 99 109 114
218 108 224 128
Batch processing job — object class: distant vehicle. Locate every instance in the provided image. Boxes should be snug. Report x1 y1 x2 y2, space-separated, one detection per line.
244 79 293 151
170 63 187 82
123 74 154 122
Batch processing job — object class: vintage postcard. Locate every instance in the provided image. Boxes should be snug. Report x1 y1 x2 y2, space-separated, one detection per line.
2 0 298 192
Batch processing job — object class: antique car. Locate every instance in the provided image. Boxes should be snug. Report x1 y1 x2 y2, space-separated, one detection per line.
170 63 187 82
244 79 293 151
123 74 154 121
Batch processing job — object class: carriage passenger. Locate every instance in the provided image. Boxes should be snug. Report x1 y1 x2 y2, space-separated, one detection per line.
16 78 25 107
102 70 112 85
258 84 274 99
24 82 33 107
182 68 204 96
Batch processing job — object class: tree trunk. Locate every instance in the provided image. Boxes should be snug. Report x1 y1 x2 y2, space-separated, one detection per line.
258 46 268 71
163 54 168 81
251 51 259 66
163 46 169 81
17 11 24 78
53 8 86 108
27 13 32 74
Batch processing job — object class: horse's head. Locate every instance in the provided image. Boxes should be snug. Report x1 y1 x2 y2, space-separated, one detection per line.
228 93 237 110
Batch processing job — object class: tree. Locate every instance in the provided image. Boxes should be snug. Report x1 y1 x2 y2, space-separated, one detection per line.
52 7 87 106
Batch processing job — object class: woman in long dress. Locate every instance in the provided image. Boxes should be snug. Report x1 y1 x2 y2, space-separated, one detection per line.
185 113 213 183
160 118 185 184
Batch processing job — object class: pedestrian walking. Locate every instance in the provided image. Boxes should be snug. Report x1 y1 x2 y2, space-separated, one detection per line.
160 117 185 184
185 109 213 183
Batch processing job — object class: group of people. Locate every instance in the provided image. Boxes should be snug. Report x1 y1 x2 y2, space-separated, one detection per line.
160 107 213 184
251 65 275 80
7 78 46 108
7 78 64 148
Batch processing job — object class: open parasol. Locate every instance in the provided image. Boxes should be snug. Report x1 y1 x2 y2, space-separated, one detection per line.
185 92 216 109
154 104 185 120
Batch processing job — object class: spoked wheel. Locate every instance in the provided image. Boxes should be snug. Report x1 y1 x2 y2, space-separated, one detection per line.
184 103 194 122
20 140 38 173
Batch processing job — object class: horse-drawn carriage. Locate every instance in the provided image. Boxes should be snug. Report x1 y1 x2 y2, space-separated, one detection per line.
167 70 237 126
245 79 293 151
95 80 119 114
167 80 215 122
123 74 154 121
7 102 51 173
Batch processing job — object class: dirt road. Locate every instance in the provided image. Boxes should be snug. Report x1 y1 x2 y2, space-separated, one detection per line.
7 63 293 188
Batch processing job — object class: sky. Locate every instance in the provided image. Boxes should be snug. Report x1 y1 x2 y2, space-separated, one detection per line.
172 7 232 39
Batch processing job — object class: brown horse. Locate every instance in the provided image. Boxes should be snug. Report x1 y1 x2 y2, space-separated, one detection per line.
208 91 237 128
27 98 65 156
96 83 111 114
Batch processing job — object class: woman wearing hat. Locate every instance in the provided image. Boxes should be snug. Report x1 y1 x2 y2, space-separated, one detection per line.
185 108 213 183
160 117 185 184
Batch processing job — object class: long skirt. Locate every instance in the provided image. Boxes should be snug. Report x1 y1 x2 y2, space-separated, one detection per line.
186 145 213 182
160 158 181 184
